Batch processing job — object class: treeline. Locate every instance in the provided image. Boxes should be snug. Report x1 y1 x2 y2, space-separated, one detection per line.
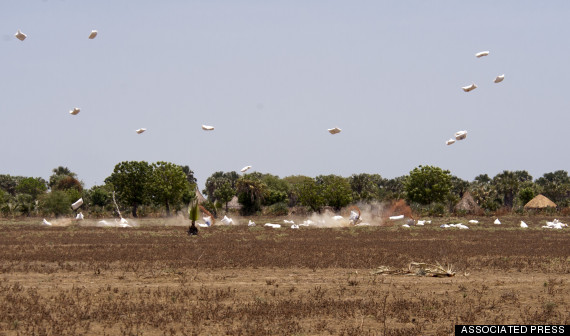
0 162 569 218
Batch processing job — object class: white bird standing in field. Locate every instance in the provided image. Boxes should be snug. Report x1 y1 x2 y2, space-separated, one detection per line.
462 83 477 92
88 30 98 39
15 29 27 41
520 221 528 228
475 51 490 58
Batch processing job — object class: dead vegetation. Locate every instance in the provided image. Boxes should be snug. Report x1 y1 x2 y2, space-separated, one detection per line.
0 221 567 335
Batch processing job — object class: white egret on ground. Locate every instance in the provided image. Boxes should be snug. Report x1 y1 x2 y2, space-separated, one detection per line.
248 220 256 227
75 212 84 220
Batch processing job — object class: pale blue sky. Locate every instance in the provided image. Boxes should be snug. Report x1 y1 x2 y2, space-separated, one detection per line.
1 1 569 189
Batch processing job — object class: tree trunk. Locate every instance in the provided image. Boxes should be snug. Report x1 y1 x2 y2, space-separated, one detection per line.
165 201 171 217
131 204 138 218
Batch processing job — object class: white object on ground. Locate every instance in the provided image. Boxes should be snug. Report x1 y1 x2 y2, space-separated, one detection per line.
264 223 281 228
328 127 341 134
416 220 425 226
221 215 233 225
42 218 52 226
15 29 27 41
71 198 84 210
136 128 146 134
349 211 359 221
202 125 214 131
291 224 299 229
440 224 450 228
332 215 344 221
88 30 98 39
446 138 456 146
402 224 410 228
494 218 501 225
494 74 505 83
455 130 468 140
198 223 209 228
456 224 469 229
284 220 294 224
248 220 256 227
203 216 212 227
389 215 404 220
462 84 477 92
468 220 479 224
75 212 84 220
475 51 489 58
241 166 251 173
69 108 80 115
302 219 314 226
520 221 528 228
355 223 370 226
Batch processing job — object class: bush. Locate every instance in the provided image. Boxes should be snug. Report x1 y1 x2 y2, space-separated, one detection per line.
265 202 290 216
428 203 446 217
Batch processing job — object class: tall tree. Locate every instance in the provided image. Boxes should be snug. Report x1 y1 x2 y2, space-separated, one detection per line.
535 170 570 207
48 166 78 190
316 175 353 211
492 170 533 208
204 171 239 203
150 162 191 216
349 173 382 202
236 177 266 215
15 177 47 199
105 161 153 217
404 165 452 205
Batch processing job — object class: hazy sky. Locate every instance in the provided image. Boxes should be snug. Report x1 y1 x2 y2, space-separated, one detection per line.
2 1 569 189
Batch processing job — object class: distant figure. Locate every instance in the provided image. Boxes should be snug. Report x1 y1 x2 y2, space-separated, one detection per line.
188 222 198 236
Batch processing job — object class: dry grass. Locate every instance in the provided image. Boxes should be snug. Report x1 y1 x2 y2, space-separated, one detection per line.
0 217 568 335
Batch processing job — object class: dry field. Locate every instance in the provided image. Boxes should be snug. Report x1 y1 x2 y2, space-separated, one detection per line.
0 216 568 335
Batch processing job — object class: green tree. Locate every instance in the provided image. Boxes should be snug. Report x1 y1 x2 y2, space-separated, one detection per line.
48 166 78 190
404 165 452 205
535 170 570 207
15 177 47 199
492 170 533 208
470 174 500 212
236 177 266 215
349 173 382 202
40 190 72 217
204 171 239 203
291 176 324 212
316 175 353 211
105 161 153 217
150 162 191 216
214 180 235 212
518 187 536 206
378 176 406 201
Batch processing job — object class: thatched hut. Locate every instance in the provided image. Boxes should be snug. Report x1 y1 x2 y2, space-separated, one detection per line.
454 191 483 214
524 194 557 209
195 187 207 204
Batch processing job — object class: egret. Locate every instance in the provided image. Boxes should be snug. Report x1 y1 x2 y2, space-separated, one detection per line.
201 125 214 131
42 218 52 226
88 30 98 39
248 220 256 227
136 128 146 134
455 130 468 140
241 166 251 173
328 127 341 134
446 138 456 145
69 108 80 115
494 74 505 83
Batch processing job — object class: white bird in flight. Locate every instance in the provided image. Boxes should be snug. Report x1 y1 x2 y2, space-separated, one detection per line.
89 30 98 39
202 125 214 131
136 128 146 134
328 127 341 134
446 138 456 146
241 165 252 173
455 130 467 140
69 108 80 115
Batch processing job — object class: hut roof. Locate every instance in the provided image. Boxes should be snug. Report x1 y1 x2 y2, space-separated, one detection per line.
454 191 482 213
524 194 557 209
195 187 207 204
227 196 242 209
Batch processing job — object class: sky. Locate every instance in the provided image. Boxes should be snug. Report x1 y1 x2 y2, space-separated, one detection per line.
1 1 569 190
